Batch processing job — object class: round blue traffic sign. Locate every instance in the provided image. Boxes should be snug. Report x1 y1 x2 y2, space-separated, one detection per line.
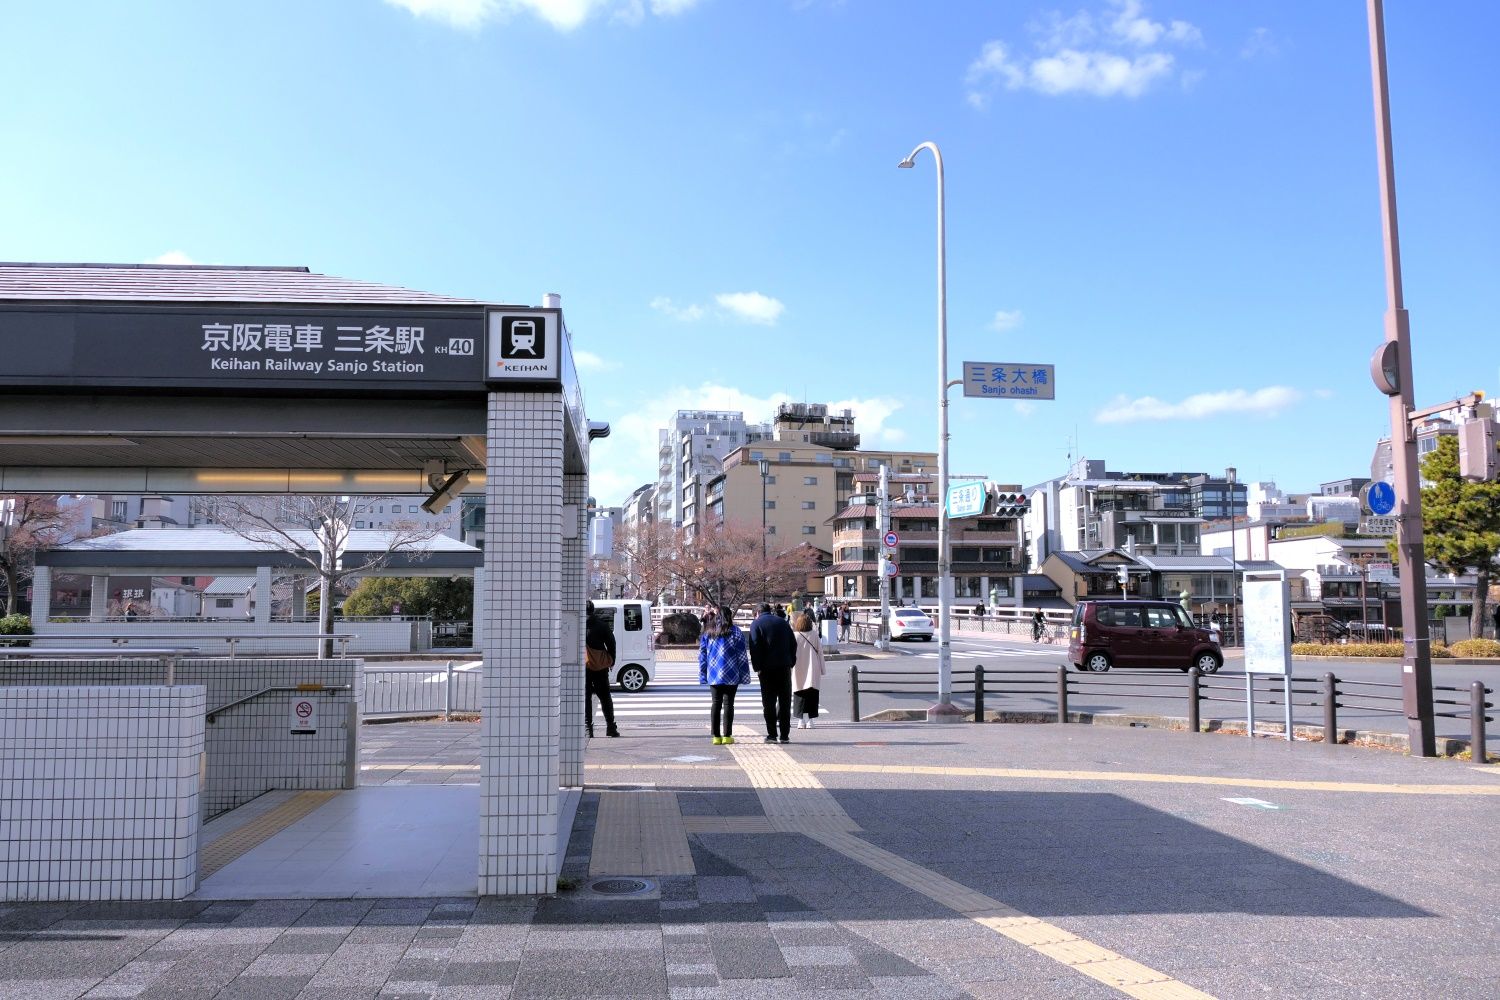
883 531 899 548
1367 481 1396 516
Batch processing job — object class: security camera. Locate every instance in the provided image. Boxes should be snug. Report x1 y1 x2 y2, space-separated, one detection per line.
421 470 471 515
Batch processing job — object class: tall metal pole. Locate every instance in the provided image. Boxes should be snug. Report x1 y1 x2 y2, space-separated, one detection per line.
1226 467 1237 646
1367 0 1434 756
900 140 959 718
876 463 891 651
759 459 770 605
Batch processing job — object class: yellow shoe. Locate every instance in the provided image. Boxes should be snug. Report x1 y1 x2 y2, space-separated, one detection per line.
723 736 735 745
712 736 725 745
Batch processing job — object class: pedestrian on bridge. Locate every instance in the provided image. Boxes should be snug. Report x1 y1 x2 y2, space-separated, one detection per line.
698 605 750 746
750 602 797 743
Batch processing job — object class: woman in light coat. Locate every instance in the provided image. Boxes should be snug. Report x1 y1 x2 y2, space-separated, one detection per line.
791 611 825 729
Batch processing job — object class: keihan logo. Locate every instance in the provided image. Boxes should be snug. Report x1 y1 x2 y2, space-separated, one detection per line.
500 317 545 360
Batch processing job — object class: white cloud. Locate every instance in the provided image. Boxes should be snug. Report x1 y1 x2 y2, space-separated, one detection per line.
147 250 196 265
827 396 907 447
385 0 694 31
966 0 1200 104
715 291 785 326
1241 27 1280 60
572 349 618 371
1095 386 1303 424
989 309 1024 333
1014 401 1038 418
650 296 706 322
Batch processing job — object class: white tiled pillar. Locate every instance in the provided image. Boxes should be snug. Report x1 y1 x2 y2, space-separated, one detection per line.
90 575 109 621
255 566 272 626
472 568 484 647
560 473 587 787
30 566 51 622
480 391 563 896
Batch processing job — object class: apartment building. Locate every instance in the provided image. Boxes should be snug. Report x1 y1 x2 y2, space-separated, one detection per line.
655 409 771 529
823 473 1024 603
1024 458 1245 568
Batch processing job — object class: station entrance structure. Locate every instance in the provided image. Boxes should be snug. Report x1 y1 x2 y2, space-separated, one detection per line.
0 263 593 895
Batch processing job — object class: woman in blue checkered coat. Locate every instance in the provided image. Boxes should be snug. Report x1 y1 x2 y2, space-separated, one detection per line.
698 604 751 746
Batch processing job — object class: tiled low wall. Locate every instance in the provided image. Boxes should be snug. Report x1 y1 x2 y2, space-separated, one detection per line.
0 658 361 818
0 685 204 902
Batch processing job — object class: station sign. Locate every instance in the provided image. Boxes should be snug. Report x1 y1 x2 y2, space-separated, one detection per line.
962 361 1055 400
946 481 987 518
486 308 561 385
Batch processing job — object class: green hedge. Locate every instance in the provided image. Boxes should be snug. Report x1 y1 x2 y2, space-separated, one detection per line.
1448 638 1500 658
1291 641 1453 658
0 614 33 647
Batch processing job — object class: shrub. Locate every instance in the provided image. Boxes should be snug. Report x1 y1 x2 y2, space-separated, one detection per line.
1292 641 1454 658
1449 638 1500 658
0 614 33 647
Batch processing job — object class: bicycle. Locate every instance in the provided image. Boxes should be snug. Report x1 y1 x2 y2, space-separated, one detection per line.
1031 621 1045 643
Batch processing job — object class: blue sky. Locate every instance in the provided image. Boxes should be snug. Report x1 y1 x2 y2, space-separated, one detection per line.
3 1 1495 506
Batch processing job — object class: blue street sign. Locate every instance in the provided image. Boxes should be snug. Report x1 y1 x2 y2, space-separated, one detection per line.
1367 481 1396 516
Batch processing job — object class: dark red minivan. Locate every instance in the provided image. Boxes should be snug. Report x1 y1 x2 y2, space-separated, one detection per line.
1068 600 1222 673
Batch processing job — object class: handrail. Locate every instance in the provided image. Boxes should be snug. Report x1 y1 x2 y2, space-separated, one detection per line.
207 683 352 722
29 631 359 657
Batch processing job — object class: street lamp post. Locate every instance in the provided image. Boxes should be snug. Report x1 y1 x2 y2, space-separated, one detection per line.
1226 467 1238 646
758 459 771 604
899 140 962 721
1366 0 1435 756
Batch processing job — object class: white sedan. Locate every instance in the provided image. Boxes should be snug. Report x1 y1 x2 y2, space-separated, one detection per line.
888 608 935 641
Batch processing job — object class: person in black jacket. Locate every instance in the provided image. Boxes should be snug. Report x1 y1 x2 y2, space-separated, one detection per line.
748 602 798 743
585 601 619 738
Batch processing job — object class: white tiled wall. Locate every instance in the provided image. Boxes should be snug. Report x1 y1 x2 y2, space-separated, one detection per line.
0 658 359 818
480 391 563 895
560 471 587 787
0 685 204 902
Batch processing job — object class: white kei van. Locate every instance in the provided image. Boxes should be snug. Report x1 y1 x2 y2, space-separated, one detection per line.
589 599 656 692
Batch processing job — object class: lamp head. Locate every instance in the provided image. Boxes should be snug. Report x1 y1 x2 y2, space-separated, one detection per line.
897 158 915 169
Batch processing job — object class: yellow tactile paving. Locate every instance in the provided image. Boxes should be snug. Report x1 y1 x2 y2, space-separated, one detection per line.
198 790 337 879
717 744 1216 1000
799 762 1500 797
589 789 695 876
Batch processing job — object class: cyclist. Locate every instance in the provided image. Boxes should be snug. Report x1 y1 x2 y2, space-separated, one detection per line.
1031 609 1046 643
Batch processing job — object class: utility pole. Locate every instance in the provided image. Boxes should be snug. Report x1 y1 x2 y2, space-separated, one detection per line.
1366 0 1435 756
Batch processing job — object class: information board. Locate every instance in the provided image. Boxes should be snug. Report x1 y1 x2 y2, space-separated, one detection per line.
1243 570 1292 675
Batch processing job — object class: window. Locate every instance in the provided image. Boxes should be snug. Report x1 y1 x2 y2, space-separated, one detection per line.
1145 607 1179 629
214 598 234 609
803 476 818 486
764 475 776 485
111 501 128 520
767 525 777 535
1098 605 1144 627
356 521 366 529
764 500 776 510
624 604 644 631
800 525 815 535
750 451 764 462
181 577 194 585
801 501 815 510
779 452 792 462
952 546 979 561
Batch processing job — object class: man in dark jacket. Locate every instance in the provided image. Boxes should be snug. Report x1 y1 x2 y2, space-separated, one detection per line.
585 601 619 738
748 602 797 743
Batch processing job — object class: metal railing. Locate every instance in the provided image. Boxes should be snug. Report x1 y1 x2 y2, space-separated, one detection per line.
847 663 1493 758
363 662 482 720
22 631 359 657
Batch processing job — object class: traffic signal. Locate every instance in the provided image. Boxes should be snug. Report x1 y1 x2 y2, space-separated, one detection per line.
989 491 1029 517
1459 414 1499 482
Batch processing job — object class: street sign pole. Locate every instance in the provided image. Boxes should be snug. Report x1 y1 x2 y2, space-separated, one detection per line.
876 464 891 651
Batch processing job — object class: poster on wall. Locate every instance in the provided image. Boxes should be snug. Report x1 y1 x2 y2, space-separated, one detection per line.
1243 570 1292 675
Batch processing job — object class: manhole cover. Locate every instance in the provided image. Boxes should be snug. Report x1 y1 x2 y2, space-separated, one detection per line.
590 878 650 895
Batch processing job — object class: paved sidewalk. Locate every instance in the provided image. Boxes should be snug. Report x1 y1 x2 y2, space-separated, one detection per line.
3 719 1498 999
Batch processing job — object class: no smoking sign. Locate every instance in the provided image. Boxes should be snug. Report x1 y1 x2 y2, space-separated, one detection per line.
290 697 318 734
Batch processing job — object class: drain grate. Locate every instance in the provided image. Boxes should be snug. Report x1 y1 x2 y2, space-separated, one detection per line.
590 877 650 895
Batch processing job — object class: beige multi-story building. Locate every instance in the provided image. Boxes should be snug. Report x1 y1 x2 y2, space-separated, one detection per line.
824 473 1025 603
698 403 938 554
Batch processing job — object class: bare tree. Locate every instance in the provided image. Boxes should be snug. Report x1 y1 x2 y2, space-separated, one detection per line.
197 496 449 657
670 520 820 613
0 495 87 616
613 520 679 603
